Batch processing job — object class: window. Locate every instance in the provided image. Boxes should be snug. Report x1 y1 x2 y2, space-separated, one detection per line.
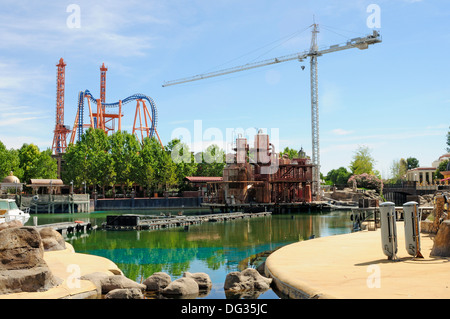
8 201 18 210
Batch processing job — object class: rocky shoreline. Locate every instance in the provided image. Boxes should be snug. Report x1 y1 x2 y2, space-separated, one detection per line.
0 220 275 299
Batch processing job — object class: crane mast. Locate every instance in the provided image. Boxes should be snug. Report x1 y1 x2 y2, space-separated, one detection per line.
309 23 320 197
162 24 381 199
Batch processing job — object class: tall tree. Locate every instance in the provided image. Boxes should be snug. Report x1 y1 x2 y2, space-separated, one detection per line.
326 167 352 185
349 146 376 175
390 158 408 182
406 157 419 170
109 131 141 193
18 143 57 182
195 144 225 177
166 138 198 187
0 142 22 181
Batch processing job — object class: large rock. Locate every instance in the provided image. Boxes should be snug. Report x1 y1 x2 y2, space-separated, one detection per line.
430 220 450 257
80 272 110 294
80 272 145 295
105 288 144 299
99 274 146 294
39 227 66 251
162 277 199 297
143 272 171 291
224 268 272 292
0 227 44 270
183 272 212 290
0 227 62 294
0 220 23 232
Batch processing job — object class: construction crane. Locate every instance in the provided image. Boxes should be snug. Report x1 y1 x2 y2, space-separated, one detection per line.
162 24 382 199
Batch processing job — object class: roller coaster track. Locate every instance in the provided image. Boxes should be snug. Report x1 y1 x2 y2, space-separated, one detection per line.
71 89 158 143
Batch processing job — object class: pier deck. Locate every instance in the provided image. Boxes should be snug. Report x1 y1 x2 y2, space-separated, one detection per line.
34 221 95 235
103 211 272 231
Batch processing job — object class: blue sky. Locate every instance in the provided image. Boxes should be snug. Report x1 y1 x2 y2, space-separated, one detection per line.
0 0 448 178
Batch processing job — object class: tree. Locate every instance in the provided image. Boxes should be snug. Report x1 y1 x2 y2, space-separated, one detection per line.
82 128 115 196
390 158 408 182
349 146 376 175
166 138 198 189
33 149 57 180
136 137 156 196
447 126 450 152
109 131 141 193
195 144 225 177
0 141 22 181
62 138 90 189
18 144 57 182
406 157 419 170
435 160 449 180
326 167 352 185
280 147 299 160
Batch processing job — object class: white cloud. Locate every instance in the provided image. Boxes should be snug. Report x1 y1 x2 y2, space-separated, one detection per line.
331 128 353 136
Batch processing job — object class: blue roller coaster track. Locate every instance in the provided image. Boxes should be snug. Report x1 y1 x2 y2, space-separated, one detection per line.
75 90 157 142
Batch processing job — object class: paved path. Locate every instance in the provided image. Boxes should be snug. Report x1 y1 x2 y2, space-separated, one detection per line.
265 223 450 299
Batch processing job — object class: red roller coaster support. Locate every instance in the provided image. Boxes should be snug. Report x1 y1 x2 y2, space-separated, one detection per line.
52 58 71 154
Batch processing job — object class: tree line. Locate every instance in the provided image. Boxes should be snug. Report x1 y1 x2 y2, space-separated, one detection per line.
62 128 226 197
1 126 449 195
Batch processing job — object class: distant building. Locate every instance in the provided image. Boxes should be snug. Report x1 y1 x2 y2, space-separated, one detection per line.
406 153 450 184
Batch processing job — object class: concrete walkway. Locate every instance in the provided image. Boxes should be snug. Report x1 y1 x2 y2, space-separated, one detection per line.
0 243 122 299
265 223 450 299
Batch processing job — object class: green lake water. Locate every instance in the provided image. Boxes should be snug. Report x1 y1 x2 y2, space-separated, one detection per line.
26 209 354 299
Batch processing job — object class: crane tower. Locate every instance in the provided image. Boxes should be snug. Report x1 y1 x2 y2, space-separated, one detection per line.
162 24 381 199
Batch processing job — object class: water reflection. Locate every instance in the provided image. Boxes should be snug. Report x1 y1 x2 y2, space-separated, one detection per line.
29 210 354 299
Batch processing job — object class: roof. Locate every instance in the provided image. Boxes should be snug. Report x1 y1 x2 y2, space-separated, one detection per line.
184 176 223 183
28 179 64 186
2 172 20 184
408 167 435 171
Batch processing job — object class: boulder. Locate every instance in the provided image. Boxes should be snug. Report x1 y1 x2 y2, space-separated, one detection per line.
162 277 199 297
183 272 212 290
143 272 171 291
0 227 62 294
0 227 44 270
100 274 146 294
224 268 272 292
80 272 110 294
105 288 144 299
0 220 23 232
39 227 66 251
430 220 450 257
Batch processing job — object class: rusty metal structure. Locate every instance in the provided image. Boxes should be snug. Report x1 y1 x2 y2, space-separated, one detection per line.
205 131 314 206
51 58 71 154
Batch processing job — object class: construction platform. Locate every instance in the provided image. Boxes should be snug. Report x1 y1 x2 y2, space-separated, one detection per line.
102 211 272 231
265 222 449 299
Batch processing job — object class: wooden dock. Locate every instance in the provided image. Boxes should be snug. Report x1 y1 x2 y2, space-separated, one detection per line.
102 211 272 231
34 221 96 235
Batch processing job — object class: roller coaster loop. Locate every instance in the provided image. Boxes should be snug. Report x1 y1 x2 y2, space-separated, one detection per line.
69 90 160 146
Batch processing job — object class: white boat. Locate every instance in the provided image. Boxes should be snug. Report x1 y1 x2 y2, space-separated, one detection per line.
0 199 30 225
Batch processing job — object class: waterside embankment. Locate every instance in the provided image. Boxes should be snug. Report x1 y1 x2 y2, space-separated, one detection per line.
265 221 449 299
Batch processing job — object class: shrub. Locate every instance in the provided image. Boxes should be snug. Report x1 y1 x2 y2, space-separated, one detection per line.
348 173 383 193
